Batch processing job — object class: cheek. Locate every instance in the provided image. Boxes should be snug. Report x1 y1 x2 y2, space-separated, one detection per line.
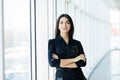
58 26 61 30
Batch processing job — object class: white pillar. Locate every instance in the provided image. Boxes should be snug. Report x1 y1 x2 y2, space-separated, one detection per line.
36 0 49 80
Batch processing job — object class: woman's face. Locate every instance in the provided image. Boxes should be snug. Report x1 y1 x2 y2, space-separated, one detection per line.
58 17 71 34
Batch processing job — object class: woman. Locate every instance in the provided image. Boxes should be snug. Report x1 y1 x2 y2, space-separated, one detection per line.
48 14 87 80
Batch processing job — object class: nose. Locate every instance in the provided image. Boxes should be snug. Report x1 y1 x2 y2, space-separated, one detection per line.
63 23 67 27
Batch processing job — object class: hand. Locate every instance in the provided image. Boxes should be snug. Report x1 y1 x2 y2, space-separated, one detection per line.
74 54 86 62
52 54 59 59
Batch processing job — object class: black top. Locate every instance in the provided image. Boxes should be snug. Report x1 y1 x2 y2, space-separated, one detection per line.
48 35 86 68
48 36 86 80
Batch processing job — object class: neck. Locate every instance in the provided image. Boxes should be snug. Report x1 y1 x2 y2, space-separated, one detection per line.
60 33 69 39
60 33 69 44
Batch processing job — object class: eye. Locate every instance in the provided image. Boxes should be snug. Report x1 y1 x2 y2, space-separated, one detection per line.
66 21 70 24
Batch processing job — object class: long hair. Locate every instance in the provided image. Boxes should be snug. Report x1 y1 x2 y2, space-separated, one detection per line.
55 14 74 39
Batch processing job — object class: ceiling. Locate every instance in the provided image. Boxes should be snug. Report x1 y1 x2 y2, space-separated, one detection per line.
103 0 120 10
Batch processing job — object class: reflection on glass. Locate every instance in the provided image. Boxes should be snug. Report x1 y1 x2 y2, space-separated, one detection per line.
111 50 120 80
4 0 31 80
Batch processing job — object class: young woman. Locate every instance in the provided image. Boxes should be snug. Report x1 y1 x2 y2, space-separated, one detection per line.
48 14 87 80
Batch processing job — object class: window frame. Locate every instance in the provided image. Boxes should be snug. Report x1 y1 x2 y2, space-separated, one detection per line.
0 0 4 80
30 0 37 80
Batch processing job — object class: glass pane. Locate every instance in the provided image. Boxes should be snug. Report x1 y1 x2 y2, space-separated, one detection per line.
3 0 31 80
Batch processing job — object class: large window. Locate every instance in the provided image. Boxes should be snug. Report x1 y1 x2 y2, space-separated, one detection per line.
3 0 31 80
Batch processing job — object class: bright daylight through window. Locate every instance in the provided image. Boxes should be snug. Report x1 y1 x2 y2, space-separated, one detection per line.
3 0 31 80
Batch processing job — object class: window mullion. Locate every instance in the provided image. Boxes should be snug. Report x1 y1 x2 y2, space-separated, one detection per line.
0 0 4 80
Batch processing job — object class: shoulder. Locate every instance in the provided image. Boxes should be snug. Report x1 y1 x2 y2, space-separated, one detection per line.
49 36 60 43
48 38 55 44
72 39 84 51
49 37 59 44
48 39 56 48
72 39 81 44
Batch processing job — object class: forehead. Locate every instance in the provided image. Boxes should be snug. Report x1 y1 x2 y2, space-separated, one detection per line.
59 17 69 21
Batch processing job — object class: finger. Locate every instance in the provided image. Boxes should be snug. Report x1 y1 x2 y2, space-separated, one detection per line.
52 54 56 58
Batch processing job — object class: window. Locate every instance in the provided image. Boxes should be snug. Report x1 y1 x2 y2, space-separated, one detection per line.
3 0 31 80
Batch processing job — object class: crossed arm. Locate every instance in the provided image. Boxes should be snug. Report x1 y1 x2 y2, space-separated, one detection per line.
48 40 87 68
52 53 87 68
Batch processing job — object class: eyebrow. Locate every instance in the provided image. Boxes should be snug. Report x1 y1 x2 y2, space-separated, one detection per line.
59 20 70 22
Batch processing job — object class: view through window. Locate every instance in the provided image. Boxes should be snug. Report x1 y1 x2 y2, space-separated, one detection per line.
3 0 31 80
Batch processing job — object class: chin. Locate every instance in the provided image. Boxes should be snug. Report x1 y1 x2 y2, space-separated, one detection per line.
61 31 69 33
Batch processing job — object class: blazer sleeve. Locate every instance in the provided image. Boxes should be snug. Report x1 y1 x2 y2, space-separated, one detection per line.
48 39 60 67
75 41 86 67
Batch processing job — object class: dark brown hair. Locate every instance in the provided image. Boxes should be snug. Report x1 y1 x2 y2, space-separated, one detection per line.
55 14 74 39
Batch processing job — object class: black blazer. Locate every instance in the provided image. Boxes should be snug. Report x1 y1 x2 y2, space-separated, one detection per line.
48 35 87 80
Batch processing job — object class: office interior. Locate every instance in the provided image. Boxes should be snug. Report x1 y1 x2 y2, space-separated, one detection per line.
0 0 120 80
